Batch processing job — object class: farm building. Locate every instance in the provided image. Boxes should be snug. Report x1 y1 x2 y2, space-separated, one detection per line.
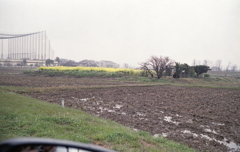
0 59 57 67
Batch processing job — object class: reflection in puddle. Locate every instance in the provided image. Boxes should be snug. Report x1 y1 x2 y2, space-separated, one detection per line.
186 119 193 123
133 128 138 131
80 98 89 101
204 128 218 134
153 134 159 138
182 130 240 151
181 130 198 137
176 114 182 117
136 112 145 117
80 99 238 151
162 133 168 137
114 104 123 109
153 133 168 138
164 116 179 125
212 122 225 126
225 141 240 151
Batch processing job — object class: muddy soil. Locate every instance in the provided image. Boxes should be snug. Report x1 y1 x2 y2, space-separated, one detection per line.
22 86 240 152
0 67 32 74
1 72 240 151
0 73 133 87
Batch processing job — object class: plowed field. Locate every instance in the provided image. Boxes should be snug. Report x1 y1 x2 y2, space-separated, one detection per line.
0 73 134 87
1 72 239 152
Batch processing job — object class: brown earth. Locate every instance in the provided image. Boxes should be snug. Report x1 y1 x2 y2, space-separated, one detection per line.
0 67 36 74
0 72 240 152
0 73 136 87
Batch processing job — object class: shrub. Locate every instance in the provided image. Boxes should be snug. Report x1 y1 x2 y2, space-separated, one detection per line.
188 68 196 77
204 74 210 77
23 71 34 74
190 73 197 78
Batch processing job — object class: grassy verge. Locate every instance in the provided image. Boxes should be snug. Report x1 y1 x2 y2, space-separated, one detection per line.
0 86 195 152
24 70 126 78
118 76 240 89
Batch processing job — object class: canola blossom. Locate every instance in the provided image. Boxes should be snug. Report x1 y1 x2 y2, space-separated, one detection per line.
38 66 143 75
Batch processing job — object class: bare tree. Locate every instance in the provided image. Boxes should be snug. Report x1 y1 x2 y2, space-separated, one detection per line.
197 60 201 65
225 62 231 71
231 64 238 72
55 57 61 66
192 59 197 66
123 63 129 68
203 60 208 66
215 60 222 71
140 56 174 79
60 58 69 66
208 60 213 69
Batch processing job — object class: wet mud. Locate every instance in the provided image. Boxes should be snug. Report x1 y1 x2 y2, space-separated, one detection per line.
0 73 131 87
26 86 240 152
1 73 240 151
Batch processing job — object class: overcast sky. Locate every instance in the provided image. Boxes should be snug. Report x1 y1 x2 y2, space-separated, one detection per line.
0 0 239 68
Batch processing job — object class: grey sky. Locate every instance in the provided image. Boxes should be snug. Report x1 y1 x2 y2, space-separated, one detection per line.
0 0 239 68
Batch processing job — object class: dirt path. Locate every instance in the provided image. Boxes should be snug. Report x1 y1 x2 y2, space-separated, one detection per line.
24 86 240 152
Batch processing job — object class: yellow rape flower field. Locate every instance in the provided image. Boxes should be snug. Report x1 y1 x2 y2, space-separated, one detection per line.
38 66 143 75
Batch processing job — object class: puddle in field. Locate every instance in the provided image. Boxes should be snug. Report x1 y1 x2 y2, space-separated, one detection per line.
212 122 225 126
163 116 179 125
153 133 168 138
72 97 95 102
204 128 218 134
69 96 239 151
136 112 145 117
114 104 123 109
98 106 116 113
181 129 240 151
182 130 199 138
225 141 240 151
162 133 168 137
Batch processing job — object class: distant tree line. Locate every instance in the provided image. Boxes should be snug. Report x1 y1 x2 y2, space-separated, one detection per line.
139 55 240 79
53 57 120 68
192 59 238 72
140 56 211 79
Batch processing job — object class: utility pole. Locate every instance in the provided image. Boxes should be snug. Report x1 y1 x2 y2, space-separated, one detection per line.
26 35 28 59
16 37 18 59
49 40 50 60
30 35 33 60
24 35 26 59
1 39 3 59
13 37 15 59
15 37 16 59
38 32 40 60
40 32 42 60
21 36 23 59
45 31 46 60
12 38 13 59
8 39 9 59
33 34 35 60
